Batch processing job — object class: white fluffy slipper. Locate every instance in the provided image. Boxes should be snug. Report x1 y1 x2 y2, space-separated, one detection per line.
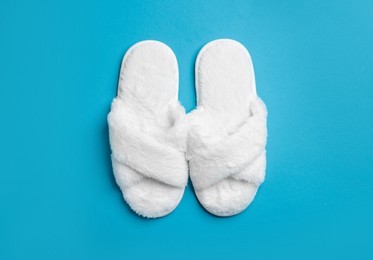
187 39 268 217
108 41 188 218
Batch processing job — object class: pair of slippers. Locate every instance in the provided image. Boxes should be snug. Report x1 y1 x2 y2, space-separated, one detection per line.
108 39 267 218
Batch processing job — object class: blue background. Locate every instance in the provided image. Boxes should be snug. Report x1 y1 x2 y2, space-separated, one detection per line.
1 0 372 259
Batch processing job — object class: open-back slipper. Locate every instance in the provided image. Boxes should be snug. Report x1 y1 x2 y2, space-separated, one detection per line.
108 41 188 218
188 39 268 217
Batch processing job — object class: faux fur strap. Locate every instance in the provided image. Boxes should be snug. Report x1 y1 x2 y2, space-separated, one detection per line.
189 98 267 190
108 99 188 188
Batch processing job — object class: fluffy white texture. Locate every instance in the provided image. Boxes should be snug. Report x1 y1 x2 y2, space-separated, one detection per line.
188 98 267 190
187 39 268 217
108 41 188 218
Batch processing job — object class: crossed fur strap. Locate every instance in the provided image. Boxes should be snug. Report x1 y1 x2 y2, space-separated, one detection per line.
108 98 188 188
188 98 268 190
